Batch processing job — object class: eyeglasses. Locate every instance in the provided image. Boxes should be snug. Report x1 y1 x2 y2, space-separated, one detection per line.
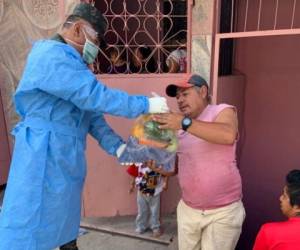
83 25 98 40
66 21 98 41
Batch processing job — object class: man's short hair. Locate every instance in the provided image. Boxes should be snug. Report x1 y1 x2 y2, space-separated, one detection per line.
68 3 107 41
286 169 300 206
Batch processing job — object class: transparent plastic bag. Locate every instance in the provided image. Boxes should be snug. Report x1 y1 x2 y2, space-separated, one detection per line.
118 115 177 171
131 115 178 153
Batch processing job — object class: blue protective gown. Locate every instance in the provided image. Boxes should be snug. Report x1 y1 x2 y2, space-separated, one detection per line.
0 40 149 250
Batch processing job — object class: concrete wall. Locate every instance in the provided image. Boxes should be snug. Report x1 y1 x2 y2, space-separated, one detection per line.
234 35 300 250
191 0 214 82
217 74 246 167
217 75 246 132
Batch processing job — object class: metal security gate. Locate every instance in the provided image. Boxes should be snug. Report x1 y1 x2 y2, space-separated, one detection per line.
211 0 300 103
79 0 192 75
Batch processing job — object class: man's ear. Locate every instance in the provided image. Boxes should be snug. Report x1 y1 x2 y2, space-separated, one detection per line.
200 85 208 99
73 22 82 38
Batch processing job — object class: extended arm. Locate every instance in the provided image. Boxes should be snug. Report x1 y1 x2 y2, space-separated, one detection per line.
153 107 238 145
88 113 124 156
30 44 167 117
185 108 238 144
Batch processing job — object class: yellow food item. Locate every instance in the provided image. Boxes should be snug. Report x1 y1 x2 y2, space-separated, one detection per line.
138 137 169 148
132 124 144 138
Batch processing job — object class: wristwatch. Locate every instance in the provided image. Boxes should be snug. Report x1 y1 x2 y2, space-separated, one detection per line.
181 117 192 131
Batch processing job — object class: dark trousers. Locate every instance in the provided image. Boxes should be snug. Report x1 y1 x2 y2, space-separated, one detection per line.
59 239 78 250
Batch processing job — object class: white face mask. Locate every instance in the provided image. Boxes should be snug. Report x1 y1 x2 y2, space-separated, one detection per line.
65 23 100 64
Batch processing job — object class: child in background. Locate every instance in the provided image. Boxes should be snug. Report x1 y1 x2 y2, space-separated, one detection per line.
166 48 187 73
127 160 177 237
253 169 300 250
166 37 187 73
106 46 128 74
130 46 157 73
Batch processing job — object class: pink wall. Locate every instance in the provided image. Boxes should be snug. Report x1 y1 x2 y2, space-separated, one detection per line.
217 75 246 165
0 90 10 185
217 75 246 131
83 75 182 217
233 35 300 250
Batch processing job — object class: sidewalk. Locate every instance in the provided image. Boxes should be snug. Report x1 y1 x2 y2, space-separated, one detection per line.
78 214 178 250
75 228 178 250
1 189 178 249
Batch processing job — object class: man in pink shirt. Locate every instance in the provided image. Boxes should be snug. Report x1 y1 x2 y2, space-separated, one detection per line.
253 169 300 250
153 74 245 250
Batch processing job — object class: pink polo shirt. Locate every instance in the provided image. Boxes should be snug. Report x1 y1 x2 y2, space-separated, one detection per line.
177 104 242 210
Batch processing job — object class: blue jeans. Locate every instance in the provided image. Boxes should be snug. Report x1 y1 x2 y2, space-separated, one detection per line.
136 191 160 232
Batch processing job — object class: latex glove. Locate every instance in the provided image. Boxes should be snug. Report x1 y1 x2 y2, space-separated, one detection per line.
148 92 169 113
116 143 126 158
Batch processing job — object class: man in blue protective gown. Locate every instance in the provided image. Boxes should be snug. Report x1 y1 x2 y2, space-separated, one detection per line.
0 3 169 250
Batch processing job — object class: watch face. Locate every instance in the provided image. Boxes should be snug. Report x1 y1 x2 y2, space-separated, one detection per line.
182 117 192 131
183 117 191 126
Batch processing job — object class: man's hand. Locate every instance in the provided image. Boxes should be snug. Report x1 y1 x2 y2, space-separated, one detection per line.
152 112 184 130
153 108 238 145
145 160 162 173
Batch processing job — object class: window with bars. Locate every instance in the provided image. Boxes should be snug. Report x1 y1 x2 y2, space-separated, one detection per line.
91 0 188 74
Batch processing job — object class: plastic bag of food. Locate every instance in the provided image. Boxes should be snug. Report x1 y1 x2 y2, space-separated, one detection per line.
131 115 178 153
118 115 177 171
